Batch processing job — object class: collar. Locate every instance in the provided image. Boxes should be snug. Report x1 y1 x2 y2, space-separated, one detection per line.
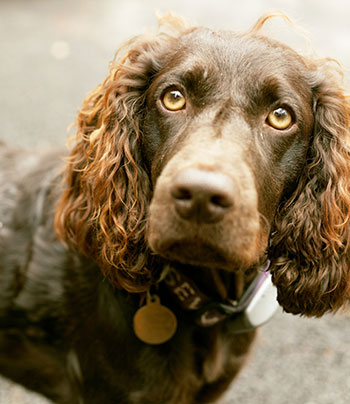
162 260 279 333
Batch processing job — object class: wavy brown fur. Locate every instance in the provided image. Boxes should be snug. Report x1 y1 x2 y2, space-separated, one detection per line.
55 16 195 292
270 62 350 316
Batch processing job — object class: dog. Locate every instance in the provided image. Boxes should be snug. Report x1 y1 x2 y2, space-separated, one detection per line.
0 13 349 404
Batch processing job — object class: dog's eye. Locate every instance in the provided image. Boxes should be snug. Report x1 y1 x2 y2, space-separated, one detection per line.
161 89 186 111
267 107 293 130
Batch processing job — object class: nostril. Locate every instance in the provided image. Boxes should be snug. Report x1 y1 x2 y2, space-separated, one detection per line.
171 186 193 201
210 194 233 209
170 185 196 220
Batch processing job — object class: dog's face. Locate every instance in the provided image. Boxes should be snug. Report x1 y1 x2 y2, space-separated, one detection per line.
56 15 350 312
145 28 314 271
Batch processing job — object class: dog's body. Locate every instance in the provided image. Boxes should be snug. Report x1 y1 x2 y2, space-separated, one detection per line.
1 15 350 404
0 146 256 403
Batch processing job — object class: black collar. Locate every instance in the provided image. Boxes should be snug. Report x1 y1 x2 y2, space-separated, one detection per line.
162 260 279 332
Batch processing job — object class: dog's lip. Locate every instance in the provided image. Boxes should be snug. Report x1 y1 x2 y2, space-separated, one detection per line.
151 239 242 271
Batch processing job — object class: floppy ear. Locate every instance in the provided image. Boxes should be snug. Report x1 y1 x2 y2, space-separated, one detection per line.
270 63 350 316
55 15 191 292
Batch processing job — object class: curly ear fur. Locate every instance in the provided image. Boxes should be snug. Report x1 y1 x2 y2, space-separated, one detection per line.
270 62 350 316
55 15 192 292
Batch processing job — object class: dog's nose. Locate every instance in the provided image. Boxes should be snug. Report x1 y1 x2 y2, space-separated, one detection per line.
170 168 235 223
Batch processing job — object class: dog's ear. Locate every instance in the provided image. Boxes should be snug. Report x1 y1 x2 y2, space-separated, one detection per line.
270 62 350 316
55 15 191 292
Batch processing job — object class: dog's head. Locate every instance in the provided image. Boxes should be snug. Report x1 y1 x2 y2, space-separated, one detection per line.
55 14 350 316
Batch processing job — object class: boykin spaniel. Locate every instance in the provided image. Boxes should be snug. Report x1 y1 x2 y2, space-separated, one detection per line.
0 13 350 404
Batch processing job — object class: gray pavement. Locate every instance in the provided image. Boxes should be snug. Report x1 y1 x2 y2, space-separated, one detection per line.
1 0 350 403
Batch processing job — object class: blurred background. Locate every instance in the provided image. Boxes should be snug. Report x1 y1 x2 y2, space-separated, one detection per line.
0 0 350 403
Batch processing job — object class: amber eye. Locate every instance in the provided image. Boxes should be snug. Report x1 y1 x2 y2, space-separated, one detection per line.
267 107 293 130
161 88 186 111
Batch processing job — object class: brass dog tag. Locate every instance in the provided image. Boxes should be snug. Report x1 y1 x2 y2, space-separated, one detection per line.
133 294 177 345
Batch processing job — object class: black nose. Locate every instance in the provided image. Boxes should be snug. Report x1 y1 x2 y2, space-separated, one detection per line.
170 168 235 223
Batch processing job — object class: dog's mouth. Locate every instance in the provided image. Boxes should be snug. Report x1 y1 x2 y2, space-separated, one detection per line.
147 165 264 271
151 238 253 271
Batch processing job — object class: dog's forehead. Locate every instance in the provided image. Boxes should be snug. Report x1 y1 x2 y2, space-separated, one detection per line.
173 28 309 86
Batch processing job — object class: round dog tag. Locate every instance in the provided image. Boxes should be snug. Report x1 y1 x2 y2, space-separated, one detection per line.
133 294 177 345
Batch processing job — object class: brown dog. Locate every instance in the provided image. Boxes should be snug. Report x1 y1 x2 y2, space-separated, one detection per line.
1 14 349 404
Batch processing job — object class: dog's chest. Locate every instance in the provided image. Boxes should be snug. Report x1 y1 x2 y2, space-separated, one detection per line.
128 326 253 404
